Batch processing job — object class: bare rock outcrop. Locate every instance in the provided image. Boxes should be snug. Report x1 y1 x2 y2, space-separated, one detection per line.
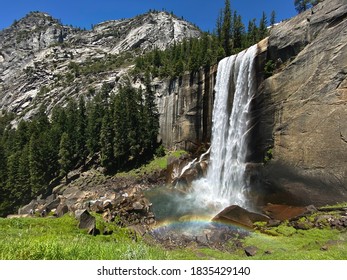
0 11 201 126
155 66 216 151
254 0 347 206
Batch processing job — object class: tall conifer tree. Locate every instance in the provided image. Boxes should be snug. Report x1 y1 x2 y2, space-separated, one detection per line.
58 132 72 181
222 0 232 56
100 109 114 172
143 71 159 154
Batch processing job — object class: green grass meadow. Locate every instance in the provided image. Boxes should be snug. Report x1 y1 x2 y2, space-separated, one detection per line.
0 213 346 260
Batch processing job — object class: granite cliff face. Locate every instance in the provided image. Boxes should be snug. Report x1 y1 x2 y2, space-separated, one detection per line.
0 11 201 121
164 0 347 207
154 66 216 151
253 0 347 206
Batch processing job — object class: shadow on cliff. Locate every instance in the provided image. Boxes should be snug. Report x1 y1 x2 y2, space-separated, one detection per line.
250 162 347 208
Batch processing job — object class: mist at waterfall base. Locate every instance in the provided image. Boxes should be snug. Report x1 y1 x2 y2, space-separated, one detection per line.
148 45 258 236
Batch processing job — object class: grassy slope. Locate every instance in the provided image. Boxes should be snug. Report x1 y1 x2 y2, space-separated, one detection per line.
1 213 346 260
116 150 187 178
1 151 346 260
0 214 232 260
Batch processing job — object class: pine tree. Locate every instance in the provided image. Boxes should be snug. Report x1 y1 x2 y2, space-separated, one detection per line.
4 151 20 211
0 144 7 188
51 106 68 134
100 109 114 172
233 12 245 49
65 99 79 161
15 120 29 151
215 9 224 43
29 134 46 196
153 48 162 68
127 88 143 159
258 12 268 40
17 145 31 203
76 96 88 165
247 19 259 46
143 71 160 154
86 93 104 156
294 0 310 13
270 10 276 27
0 144 8 214
221 0 232 56
58 132 72 181
113 85 130 166
113 82 145 167
33 105 50 134
294 0 321 13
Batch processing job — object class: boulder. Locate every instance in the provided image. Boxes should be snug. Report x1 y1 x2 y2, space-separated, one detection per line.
44 198 60 212
102 200 113 210
18 200 37 215
166 156 190 184
132 201 144 211
75 209 97 235
128 224 147 238
212 205 270 228
244 246 258 257
262 204 317 221
90 200 103 213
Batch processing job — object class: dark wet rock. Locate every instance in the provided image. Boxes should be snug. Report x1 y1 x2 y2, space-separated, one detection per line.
267 219 282 227
44 198 60 212
292 220 314 230
199 161 208 177
314 215 334 228
179 167 200 186
75 209 97 235
341 216 347 227
213 205 270 228
245 246 258 257
149 221 249 251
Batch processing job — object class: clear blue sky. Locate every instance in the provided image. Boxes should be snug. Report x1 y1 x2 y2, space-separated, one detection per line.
0 0 296 32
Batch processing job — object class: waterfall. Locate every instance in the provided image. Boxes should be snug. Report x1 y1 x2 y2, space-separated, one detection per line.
191 44 258 212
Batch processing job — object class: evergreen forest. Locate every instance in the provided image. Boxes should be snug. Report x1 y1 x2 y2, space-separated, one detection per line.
0 80 159 217
0 0 272 217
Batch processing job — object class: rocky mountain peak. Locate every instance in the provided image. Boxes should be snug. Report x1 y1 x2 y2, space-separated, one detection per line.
11 11 61 30
82 10 201 54
0 10 202 122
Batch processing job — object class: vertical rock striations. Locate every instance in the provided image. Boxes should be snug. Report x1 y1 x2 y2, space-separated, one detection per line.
155 66 216 151
256 0 347 206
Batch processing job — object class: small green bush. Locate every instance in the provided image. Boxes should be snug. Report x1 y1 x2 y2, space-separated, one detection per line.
264 60 276 77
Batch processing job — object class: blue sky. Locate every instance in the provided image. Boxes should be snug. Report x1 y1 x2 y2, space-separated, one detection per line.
0 0 296 32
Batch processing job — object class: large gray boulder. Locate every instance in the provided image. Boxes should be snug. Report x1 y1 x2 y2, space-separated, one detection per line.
75 209 97 235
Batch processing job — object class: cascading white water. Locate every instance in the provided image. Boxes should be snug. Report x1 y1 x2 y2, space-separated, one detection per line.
191 44 258 213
